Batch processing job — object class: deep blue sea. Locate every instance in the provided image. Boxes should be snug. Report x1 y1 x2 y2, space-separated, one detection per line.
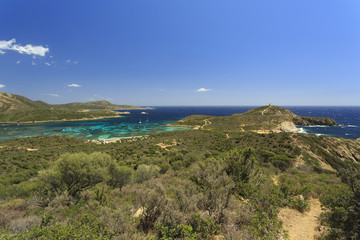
0 106 359 142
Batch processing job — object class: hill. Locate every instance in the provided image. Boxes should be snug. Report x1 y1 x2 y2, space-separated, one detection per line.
53 100 144 111
172 104 338 133
0 91 144 122
0 92 49 112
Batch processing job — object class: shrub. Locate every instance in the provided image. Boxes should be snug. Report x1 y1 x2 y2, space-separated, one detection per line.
137 184 167 232
269 154 293 172
3 214 114 240
157 224 197 240
134 164 160 183
39 152 112 199
224 147 256 197
107 164 133 190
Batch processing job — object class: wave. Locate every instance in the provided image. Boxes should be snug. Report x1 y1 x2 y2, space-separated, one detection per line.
297 127 307 134
305 125 329 128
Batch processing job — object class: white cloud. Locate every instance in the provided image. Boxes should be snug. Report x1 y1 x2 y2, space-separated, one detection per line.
16 60 21 64
196 88 211 92
66 59 79 64
0 39 49 57
43 93 59 97
45 62 51 66
32 61 37 66
0 84 5 89
68 83 81 88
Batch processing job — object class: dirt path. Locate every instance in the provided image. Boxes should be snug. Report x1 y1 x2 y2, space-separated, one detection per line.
278 198 323 240
156 139 177 151
200 119 212 129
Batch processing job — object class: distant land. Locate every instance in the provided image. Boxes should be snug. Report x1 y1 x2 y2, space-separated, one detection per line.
172 104 338 134
0 91 147 123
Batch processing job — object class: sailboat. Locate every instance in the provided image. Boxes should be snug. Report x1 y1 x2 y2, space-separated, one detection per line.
146 117 149 123
139 118 142 124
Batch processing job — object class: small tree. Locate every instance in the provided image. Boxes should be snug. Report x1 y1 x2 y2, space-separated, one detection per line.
39 152 112 199
107 164 133 190
134 164 160 183
224 147 256 197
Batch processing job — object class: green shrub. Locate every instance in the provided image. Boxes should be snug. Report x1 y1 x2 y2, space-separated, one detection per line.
107 164 133 190
134 164 160 183
190 213 220 239
39 152 112 199
3 214 114 240
157 224 197 240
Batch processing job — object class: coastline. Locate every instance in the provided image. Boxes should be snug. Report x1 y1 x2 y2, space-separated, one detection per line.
0 115 123 124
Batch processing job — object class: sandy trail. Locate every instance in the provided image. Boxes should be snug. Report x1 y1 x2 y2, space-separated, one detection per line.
278 198 322 240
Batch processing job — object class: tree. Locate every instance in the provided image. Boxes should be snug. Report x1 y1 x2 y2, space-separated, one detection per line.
133 164 160 183
107 164 133 190
39 152 112 199
224 147 257 197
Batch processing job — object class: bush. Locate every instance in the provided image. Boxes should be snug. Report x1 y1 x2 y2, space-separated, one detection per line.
39 152 113 199
157 224 197 240
3 214 114 240
269 154 293 172
224 147 256 197
134 164 160 183
107 164 133 190
137 184 167 232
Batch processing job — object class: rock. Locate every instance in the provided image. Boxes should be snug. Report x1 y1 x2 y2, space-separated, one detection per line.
280 121 300 133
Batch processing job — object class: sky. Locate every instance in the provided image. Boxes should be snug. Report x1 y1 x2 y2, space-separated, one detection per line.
0 0 360 106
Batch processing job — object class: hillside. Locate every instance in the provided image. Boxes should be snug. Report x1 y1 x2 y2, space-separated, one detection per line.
0 91 143 122
0 104 359 239
0 92 49 112
53 100 144 110
173 104 338 133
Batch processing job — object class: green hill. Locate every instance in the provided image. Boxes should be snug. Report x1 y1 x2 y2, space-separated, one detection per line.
53 100 143 110
0 92 50 112
173 104 338 133
0 91 143 122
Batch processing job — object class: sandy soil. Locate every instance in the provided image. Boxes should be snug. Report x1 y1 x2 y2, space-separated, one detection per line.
279 198 323 240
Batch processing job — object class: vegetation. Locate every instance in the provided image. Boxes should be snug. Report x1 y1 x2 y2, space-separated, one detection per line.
0 106 359 239
172 105 338 133
0 109 120 122
0 91 144 122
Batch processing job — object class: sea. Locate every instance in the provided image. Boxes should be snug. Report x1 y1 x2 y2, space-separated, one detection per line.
0 106 359 142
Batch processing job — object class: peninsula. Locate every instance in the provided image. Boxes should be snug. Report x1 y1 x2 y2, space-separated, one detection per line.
0 91 146 123
171 104 338 133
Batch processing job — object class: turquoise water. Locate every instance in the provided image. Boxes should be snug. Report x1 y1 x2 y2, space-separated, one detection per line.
1 106 360 142
0 108 194 142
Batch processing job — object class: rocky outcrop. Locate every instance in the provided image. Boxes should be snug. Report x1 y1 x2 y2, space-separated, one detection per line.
279 121 300 133
292 116 338 126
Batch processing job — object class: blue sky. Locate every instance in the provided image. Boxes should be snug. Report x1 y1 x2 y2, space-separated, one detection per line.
1 0 359 106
